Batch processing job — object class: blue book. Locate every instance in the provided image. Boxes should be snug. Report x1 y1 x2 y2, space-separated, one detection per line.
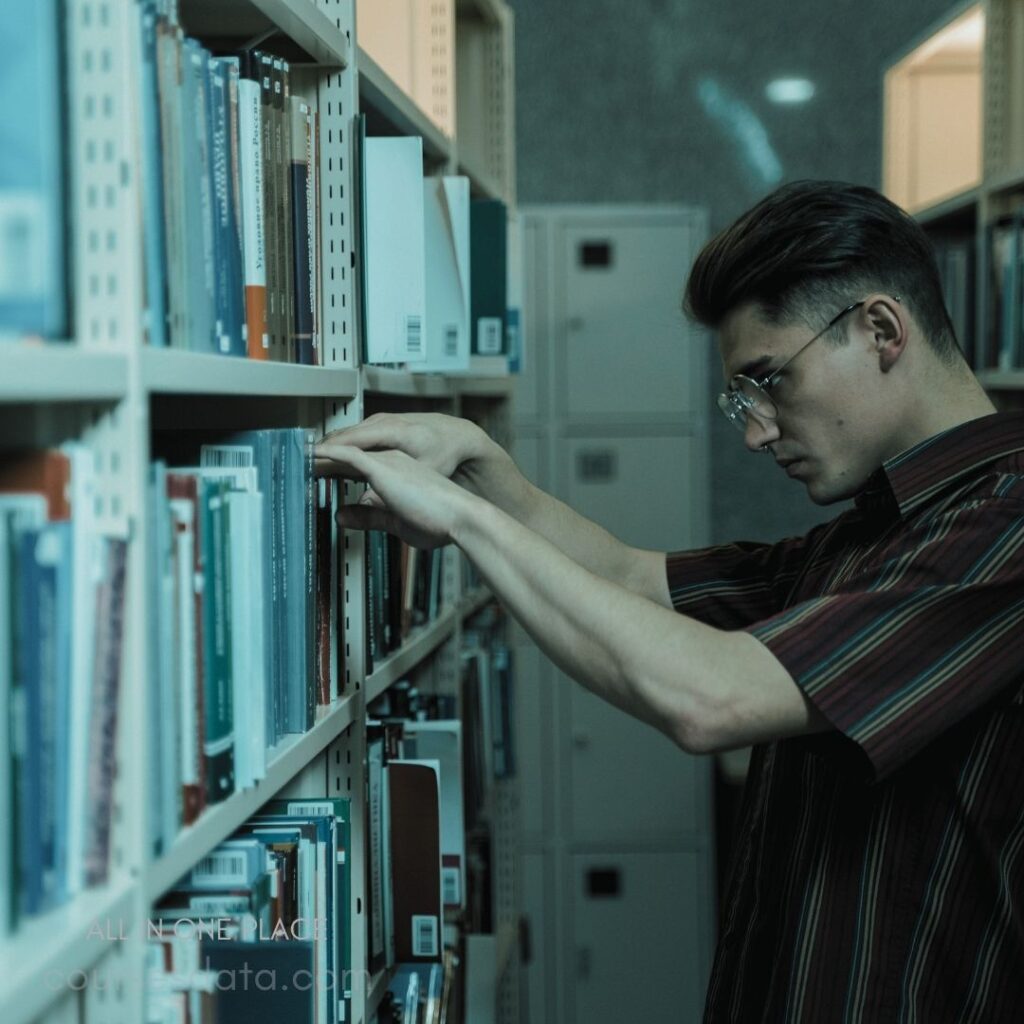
0 0 68 341
138 3 168 347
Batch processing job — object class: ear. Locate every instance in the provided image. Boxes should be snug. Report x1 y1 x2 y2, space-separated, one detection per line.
865 295 906 373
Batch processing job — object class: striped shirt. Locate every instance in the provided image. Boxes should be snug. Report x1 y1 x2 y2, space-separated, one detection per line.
666 412 1024 1023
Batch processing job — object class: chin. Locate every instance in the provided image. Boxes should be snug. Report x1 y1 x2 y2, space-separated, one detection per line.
804 474 860 506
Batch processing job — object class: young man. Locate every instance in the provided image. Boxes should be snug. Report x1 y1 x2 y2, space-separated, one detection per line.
316 181 1024 1021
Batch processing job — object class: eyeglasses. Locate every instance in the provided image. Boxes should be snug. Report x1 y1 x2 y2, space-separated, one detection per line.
716 296 900 433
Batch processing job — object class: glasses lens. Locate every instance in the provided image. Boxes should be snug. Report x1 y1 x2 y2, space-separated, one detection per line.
717 378 777 433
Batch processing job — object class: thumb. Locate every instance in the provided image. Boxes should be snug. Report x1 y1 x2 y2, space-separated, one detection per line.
336 503 393 533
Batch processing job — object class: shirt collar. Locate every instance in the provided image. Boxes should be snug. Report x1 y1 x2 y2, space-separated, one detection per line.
855 412 1024 519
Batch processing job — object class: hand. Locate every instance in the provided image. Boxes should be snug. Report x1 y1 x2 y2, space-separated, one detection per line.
316 443 475 550
315 413 493 503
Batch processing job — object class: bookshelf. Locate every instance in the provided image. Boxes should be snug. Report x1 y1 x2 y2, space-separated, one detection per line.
884 0 1024 398
0 1 519 1024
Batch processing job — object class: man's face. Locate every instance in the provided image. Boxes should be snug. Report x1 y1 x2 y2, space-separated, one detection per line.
717 301 895 505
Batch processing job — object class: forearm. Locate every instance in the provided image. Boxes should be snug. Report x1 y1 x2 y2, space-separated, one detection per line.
461 440 671 606
451 491 725 749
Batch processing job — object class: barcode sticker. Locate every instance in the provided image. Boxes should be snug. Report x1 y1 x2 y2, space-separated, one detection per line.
412 915 439 958
200 445 255 468
405 314 423 355
477 316 503 354
442 867 461 906
443 325 458 357
193 851 247 883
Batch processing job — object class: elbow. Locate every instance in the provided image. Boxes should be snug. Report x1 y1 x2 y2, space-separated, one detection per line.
671 711 718 756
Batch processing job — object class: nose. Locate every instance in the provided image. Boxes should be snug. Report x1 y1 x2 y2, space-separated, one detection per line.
743 411 780 453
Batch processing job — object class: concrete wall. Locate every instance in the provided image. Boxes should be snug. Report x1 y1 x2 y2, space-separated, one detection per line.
509 0 959 543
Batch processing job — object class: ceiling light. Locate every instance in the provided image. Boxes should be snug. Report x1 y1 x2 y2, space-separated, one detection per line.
765 78 816 105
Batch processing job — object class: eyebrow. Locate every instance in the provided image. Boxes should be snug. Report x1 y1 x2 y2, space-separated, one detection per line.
731 354 775 381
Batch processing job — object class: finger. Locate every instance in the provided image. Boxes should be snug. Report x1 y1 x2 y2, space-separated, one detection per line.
314 455 368 480
314 444 375 479
336 503 393 533
317 416 404 453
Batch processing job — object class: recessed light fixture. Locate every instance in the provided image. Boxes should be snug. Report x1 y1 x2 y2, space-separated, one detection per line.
766 78 816 104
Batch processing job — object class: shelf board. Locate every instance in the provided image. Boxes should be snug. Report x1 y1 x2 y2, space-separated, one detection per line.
366 965 395 1017
0 345 127 402
146 694 360 902
366 606 459 703
143 349 359 398
362 366 454 398
0 877 137 1024
357 46 453 164
454 375 513 398
976 369 1024 390
913 185 980 228
178 0 351 67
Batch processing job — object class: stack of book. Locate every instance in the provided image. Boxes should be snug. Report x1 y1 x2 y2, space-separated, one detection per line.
0 448 128 935
365 534 446 672
147 429 343 853
148 797 353 1024
137 2 319 362
356 123 509 370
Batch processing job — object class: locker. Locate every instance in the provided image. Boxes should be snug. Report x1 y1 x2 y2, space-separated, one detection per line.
570 851 713 1024
557 216 707 420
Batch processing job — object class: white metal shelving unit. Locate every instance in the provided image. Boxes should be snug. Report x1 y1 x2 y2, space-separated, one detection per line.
2 0 518 1022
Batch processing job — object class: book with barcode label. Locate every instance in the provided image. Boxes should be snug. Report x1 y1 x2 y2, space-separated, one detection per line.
387 759 443 962
364 137 426 363
416 175 471 372
401 720 466 909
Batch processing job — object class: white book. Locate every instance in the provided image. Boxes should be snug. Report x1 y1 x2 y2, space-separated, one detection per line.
60 443 99 895
414 175 471 373
364 137 427 363
236 68 267 356
168 499 199 802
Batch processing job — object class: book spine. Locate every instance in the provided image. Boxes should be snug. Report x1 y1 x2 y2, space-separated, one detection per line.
237 56 268 359
208 56 232 354
138 3 169 347
201 481 234 803
256 51 281 361
273 59 294 362
289 97 315 365
84 538 128 887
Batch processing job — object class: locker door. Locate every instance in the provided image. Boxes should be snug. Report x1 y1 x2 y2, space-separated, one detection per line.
558 217 705 420
563 434 698 551
565 678 708 846
571 851 713 1024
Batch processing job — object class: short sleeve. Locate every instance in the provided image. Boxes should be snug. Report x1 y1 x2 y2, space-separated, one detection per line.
666 519 836 630
747 500 1024 782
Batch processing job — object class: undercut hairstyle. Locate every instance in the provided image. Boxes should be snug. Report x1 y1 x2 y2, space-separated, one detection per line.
683 180 962 364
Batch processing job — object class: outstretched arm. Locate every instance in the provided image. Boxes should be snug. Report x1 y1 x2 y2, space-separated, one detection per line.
317 445 828 753
316 413 672 607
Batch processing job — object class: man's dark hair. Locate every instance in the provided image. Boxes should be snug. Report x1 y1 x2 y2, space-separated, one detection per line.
683 180 962 364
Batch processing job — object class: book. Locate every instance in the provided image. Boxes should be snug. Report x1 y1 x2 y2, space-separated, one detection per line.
363 137 427 364
289 96 315 365
470 199 508 355
0 0 69 342
387 759 443 963
83 537 128 887
235 52 268 358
